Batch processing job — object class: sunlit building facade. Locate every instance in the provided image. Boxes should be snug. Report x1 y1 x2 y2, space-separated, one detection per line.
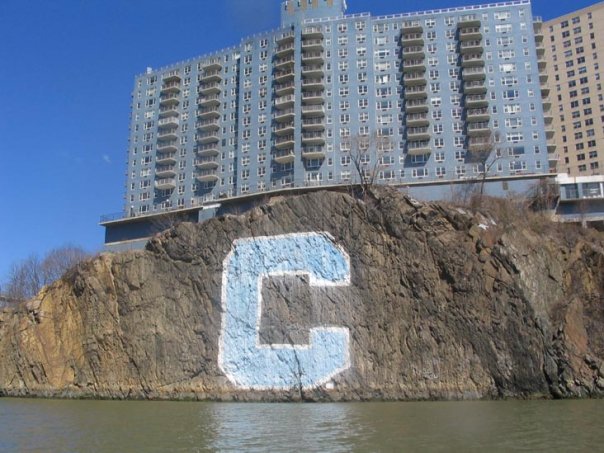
103 0 551 248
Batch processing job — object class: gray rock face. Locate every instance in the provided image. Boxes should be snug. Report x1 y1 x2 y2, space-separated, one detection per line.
0 189 603 401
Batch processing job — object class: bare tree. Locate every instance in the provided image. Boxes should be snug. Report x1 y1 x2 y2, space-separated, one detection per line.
2 245 89 302
346 131 394 199
465 130 502 206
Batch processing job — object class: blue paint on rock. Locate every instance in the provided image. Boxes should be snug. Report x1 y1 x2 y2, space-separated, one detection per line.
218 233 351 390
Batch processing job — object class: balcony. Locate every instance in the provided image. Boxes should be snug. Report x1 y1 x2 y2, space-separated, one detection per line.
155 178 176 190
275 134 295 149
155 165 176 178
197 106 220 118
468 138 491 152
157 128 178 141
544 112 553 124
402 46 425 59
302 64 324 77
302 90 324 104
302 131 325 145
547 143 557 152
274 55 296 69
161 81 181 93
162 71 181 83
197 144 220 156
536 44 545 56
460 40 483 53
402 59 426 72
204 58 222 71
545 127 555 139
157 116 179 129
401 20 423 33
406 127 430 141
302 77 325 89
197 131 220 144
198 82 221 95
540 86 551 96
159 105 179 117
542 97 552 110
302 38 323 50
157 140 178 152
534 19 544 42
465 94 488 108
407 141 431 156
406 113 429 127
197 94 221 106
538 56 547 70
274 107 296 122
302 51 324 64
276 30 295 44
461 54 484 67
405 98 429 113
459 27 482 41
196 118 220 131
466 108 490 122
156 152 177 165
275 94 296 109
274 148 295 164
301 105 325 117
302 26 323 38
302 117 324 130
301 146 325 159
458 14 480 28
401 33 424 46
274 121 295 136
196 170 219 183
463 80 487 94
462 67 486 81
275 42 295 57
467 121 490 136
275 81 296 96
539 73 548 83
403 72 426 86
274 68 296 82
194 156 220 169
159 93 179 106
404 85 427 100
201 69 222 83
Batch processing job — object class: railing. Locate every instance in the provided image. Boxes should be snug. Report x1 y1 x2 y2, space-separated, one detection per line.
276 135 295 145
302 39 323 47
161 81 181 90
276 43 296 53
100 211 126 223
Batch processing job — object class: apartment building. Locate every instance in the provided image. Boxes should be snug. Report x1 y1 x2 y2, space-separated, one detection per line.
543 1 604 176
102 0 551 249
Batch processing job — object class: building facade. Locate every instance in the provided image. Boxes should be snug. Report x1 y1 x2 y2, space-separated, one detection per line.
543 1 604 176
103 0 551 249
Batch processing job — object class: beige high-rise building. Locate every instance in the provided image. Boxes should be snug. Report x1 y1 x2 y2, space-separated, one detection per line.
544 2 604 176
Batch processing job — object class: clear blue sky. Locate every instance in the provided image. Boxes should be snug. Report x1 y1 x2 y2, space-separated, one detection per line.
0 0 598 282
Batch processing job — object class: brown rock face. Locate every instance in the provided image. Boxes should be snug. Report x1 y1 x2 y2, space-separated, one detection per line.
0 189 603 400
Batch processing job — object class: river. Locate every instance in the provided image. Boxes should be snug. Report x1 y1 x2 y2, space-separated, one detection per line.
0 399 602 452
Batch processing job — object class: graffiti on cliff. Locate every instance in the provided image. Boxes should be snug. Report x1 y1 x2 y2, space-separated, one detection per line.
218 233 351 390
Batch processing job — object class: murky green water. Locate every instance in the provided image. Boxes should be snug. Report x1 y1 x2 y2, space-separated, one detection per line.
0 398 602 452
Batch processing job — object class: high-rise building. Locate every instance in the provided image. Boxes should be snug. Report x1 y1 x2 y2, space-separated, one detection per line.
102 0 551 250
543 1 604 176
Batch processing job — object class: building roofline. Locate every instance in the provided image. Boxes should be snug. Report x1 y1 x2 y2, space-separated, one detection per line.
544 0 604 25
135 0 533 79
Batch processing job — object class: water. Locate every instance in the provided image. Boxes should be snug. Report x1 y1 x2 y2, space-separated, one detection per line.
0 399 603 452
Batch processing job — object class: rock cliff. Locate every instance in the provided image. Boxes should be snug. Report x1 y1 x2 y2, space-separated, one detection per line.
1 189 603 400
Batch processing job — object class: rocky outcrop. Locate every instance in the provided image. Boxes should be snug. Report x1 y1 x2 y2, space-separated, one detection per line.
1 189 603 400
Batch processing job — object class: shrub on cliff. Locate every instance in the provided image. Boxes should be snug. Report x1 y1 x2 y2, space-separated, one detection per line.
2 245 89 302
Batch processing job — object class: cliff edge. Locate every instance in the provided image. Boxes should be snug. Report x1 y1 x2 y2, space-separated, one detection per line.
1 189 603 400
